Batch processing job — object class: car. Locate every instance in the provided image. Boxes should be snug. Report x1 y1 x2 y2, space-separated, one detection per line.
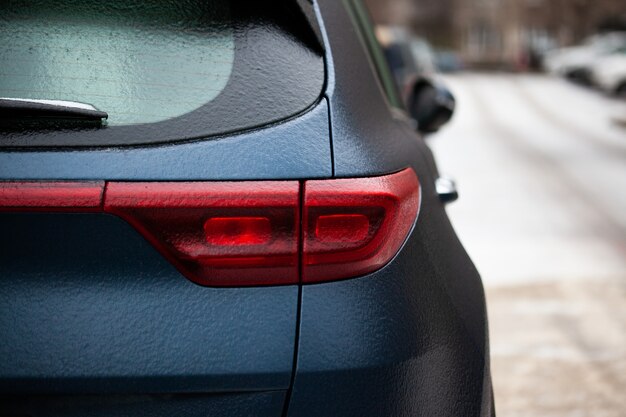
435 50 465 73
543 32 626 83
375 25 438 98
590 49 626 96
0 1 494 416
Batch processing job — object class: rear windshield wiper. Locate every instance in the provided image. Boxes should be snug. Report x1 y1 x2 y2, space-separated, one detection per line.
0 98 108 123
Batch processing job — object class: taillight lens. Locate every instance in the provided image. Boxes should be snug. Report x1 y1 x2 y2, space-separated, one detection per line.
0 168 420 286
0 181 104 211
104 181 300 286
303 168 420 283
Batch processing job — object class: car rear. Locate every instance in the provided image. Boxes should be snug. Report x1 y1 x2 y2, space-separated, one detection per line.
1 1 327 416
0 1 494 416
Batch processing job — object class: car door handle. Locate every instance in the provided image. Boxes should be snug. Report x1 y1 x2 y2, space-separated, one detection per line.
436 177 458 204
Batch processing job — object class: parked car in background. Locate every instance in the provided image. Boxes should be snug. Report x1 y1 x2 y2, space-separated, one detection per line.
374 25 455 134
590 48 626 96
0 0 493 416
435 50 465 73
544 32 626 83
375 25 438 96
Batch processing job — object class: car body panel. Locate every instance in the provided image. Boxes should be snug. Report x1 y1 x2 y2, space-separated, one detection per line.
0 391 286 417
316 0 439 179
0 214 297 394
285 1 492 416
290 206 491 416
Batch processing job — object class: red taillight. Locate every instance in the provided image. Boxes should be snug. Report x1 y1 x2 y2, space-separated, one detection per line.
0 181 104 211
0 168 420 286
303 168 420 283
104 182 300 286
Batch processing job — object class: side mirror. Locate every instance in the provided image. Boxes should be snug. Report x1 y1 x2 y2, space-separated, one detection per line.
406 78 455 134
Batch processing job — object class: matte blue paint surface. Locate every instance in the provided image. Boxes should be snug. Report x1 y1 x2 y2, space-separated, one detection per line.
0 214 297 394
1 391 287 417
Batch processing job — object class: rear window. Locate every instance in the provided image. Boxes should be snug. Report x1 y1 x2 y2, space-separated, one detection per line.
0 0 324 147
2 0 234 126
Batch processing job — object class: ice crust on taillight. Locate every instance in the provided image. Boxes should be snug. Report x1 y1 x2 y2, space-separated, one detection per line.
302 168 420 283
104 181 300 286
0 181 104 211
0 168 420 286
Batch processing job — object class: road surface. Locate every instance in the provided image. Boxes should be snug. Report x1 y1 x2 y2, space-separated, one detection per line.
429 73 626 417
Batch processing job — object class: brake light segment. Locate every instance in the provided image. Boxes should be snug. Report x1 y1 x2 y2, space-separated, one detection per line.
204 217 272 246
315 214 370 243
104 181 300 287
303 168 420 283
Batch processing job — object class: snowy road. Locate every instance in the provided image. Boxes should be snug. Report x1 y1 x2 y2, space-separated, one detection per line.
429 73 626 416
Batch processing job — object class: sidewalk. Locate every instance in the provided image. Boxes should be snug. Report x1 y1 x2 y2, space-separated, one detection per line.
487 280 626 417
430 73 626 417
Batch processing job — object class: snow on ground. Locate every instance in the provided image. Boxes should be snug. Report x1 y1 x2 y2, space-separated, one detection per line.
429 73 626 416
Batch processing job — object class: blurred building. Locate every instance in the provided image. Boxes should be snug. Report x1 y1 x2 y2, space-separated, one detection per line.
363 0 457 48
365 0 626 68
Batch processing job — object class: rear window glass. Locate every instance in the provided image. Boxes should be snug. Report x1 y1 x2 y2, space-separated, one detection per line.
0 0 324 147
2 1 234 126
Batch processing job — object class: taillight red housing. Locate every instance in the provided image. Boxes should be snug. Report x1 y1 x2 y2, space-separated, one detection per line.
0 168 420 286
104 182 300 286
303 168 420 283
0 181 103 211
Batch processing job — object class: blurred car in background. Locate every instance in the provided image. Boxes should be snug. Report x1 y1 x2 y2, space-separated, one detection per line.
374 26 456 134
590 48 626 96
375 25 437 95
435 50 465 73
544 31 626 83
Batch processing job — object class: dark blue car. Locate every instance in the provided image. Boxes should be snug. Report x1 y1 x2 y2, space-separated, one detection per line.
0 0 494 416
